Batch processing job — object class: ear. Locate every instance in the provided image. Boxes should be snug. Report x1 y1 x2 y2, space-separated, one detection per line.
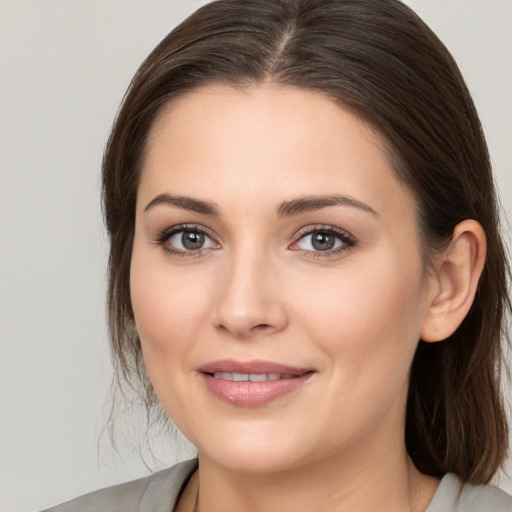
420 219 486 343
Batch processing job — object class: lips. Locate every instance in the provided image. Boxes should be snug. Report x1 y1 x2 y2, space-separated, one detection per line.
197 359 314 407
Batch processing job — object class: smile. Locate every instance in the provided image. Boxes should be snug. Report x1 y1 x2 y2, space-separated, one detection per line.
198 360 315 407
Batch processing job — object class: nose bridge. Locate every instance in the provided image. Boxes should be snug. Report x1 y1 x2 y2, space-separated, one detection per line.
214 241 287 338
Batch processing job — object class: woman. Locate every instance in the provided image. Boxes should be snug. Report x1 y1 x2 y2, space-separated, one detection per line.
44 0 511 510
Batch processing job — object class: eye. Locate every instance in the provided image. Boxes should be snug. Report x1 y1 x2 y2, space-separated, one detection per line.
291 226 356 255
156 225 218 255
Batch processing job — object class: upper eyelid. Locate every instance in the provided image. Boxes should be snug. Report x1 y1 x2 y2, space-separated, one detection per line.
160 223 215 238
294 224 355 241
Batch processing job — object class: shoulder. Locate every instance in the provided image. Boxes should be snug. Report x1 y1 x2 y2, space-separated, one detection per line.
427 473 512 512
459 479 512 512
40 459 198 512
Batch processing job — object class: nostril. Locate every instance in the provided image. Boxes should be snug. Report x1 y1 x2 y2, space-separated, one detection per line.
216 321 279 339
251 323 274 332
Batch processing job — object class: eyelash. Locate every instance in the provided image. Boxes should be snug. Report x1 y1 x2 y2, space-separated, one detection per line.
154 224 218 257
154 223 357 258
292 224 357 259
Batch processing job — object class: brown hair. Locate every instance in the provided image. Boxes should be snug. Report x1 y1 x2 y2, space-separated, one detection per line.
102 0 510 483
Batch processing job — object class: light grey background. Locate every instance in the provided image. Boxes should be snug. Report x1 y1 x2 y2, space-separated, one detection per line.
0 1 510 511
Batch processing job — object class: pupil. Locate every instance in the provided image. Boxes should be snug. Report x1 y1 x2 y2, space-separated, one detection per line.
312 231 335 251
182 231 204 250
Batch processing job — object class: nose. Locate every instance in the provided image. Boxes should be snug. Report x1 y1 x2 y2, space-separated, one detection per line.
214 251 288 339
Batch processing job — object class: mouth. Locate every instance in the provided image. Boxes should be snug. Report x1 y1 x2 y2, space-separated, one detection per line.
210 372 300 382
197 360 315 407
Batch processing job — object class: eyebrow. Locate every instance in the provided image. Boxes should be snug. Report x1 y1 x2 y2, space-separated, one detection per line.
277 195 379 217
144 193 220 216
143 193 379 218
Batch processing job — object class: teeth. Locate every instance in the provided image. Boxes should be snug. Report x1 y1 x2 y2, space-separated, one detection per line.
212 372 286 381
248 374 266 382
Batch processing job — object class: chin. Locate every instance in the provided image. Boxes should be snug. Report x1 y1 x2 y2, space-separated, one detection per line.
192 424 312 474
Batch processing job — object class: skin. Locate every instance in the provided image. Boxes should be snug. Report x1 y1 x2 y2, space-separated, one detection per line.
130 83 461 511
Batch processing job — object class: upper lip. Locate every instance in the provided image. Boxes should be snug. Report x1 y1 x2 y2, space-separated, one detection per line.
197 359 312 375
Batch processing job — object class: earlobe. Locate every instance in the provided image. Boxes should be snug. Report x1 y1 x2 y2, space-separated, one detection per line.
420 220 486 343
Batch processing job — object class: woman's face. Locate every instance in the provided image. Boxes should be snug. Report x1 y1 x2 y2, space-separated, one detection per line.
131 84 436 473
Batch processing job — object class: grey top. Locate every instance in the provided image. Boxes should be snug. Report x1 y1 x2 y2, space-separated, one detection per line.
42 459 512 512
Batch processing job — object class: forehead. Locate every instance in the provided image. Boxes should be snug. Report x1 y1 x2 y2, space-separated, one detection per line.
139 83 416 220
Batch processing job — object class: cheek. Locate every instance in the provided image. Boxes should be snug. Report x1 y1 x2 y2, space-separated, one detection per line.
291 252 426 369
130 251 211 365
129 256 215 422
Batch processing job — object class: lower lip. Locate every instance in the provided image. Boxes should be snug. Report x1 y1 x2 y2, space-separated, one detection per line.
200 373 313 407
